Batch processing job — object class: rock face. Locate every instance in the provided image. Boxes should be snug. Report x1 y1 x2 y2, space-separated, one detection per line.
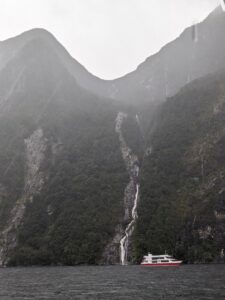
0 128 47 265
100 225 124 265
24 128 47 199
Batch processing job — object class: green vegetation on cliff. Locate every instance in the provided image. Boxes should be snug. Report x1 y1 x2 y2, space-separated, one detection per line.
134 71 225 263
0 35 129 266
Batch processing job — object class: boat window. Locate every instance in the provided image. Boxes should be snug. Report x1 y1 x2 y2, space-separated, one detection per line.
161 260 169 262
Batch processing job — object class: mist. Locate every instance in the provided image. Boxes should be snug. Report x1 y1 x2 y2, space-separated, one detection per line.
0 0 220 78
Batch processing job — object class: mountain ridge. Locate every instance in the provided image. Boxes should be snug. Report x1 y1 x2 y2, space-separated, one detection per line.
0 6 225 265
1 6 224 105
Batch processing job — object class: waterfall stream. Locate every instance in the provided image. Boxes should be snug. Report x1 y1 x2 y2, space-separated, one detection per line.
114 112 142 265
120 183 139 265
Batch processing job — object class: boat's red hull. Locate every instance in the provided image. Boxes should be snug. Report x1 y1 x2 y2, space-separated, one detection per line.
141 263 182 267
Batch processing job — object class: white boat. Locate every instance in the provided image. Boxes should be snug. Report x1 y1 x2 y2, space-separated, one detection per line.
141 253 182 267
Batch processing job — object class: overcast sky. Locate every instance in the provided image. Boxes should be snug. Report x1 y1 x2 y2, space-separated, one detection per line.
0 0 220 79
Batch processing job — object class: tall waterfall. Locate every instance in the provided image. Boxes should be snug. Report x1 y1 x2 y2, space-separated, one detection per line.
115 112 140 265
120 183 139 265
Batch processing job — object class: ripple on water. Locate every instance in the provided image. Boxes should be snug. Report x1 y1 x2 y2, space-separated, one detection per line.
0 265 225 299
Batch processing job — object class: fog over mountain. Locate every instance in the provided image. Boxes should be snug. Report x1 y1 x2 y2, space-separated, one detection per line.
3 6 225 105
0 0 219 79
0 6 225 266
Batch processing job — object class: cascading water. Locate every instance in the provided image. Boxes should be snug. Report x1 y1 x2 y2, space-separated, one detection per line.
115 112 142 265
120 183 139 265
100 112 142 265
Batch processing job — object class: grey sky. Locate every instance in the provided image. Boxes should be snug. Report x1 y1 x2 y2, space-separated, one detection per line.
0 0 220 79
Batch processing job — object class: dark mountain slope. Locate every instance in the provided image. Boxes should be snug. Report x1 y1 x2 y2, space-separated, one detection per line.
0 36 129 265
134 70 225 263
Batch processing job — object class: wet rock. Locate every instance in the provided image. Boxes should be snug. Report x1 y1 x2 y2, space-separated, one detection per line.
0 128 47 266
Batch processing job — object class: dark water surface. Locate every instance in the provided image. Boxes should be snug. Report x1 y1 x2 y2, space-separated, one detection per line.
0 265 224 299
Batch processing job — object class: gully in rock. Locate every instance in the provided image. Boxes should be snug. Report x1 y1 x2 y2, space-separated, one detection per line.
0 128 47 266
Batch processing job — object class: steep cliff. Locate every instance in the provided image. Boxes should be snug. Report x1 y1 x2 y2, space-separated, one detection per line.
0 33 128 266
0 128 47 265
134 71 225 263
0 7 225 266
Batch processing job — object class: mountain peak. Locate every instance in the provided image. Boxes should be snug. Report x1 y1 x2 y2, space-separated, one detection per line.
18 28 58 45
23 27 55 38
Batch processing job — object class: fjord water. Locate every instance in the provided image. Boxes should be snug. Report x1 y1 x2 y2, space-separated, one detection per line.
0 265 224 299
